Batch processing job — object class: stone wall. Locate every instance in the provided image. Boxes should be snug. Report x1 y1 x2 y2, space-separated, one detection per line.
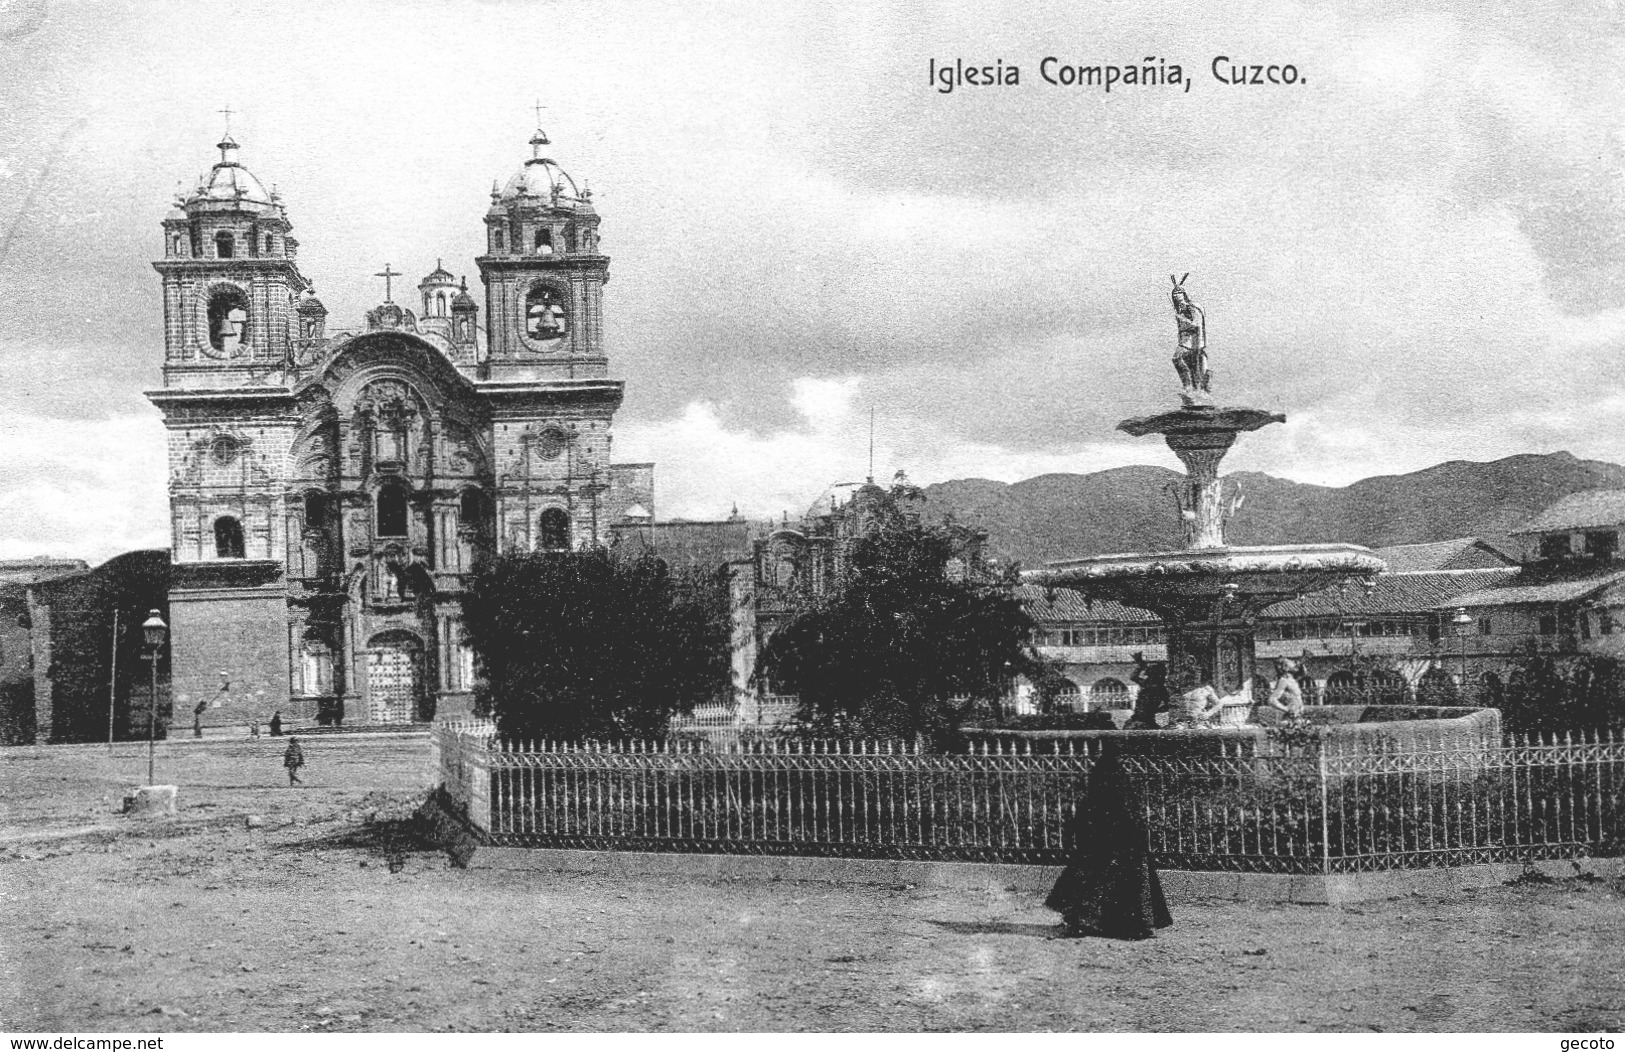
169 585 288 729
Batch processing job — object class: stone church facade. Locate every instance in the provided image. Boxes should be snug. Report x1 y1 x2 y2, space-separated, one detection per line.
147 126 652 727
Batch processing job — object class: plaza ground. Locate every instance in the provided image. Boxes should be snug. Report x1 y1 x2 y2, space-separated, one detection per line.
1 736 1623 1033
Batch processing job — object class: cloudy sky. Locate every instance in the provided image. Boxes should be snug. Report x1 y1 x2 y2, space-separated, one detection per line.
1 0 1623 562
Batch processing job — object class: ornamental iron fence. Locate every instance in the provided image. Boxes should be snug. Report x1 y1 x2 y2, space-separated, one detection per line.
431 720 1625 873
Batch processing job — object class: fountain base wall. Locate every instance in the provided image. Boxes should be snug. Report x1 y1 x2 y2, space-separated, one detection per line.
967 705 1502 761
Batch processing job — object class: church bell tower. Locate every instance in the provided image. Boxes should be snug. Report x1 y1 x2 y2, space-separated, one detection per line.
477 124 608 381
154 134 307 386
476 121 626 553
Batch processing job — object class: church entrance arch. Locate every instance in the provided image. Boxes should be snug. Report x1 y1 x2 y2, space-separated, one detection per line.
364 630 425 724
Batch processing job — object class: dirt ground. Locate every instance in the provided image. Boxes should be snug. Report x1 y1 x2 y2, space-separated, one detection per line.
2 735 1624 1033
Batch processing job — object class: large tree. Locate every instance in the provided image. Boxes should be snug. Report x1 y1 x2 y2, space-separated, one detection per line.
1501 652 1625 735
461 549 731 740
756 485 1042 748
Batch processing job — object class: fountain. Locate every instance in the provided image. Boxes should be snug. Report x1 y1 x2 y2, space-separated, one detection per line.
1031 276 1388 722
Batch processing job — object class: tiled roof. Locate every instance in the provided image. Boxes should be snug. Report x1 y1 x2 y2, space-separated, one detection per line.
1512 490 1625 535
1449 567 1625 609
1259 568 1519 619
1015 569 1536 624
1371 538 1516 572
1013 585 1159 624
611 520 754 572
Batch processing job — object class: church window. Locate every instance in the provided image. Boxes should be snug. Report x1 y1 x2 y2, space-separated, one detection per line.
206 288 250 354
264 234 274 255
170 234 182 257
214 230 235 259
459 488 487 527
534 426 566 461
210 433 241 465
535 227 553 254
435 291 447 316
494 228 505 252
524 285 568 340
376 483 409 538
304 491 329 531
564 223 576 253
214 516 246 559
537 508 571 551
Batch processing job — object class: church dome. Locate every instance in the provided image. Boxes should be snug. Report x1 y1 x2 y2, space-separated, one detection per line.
451 278 478 312
497 129 594 211
188 136 277 211
421 259 456 285
296 289 328 315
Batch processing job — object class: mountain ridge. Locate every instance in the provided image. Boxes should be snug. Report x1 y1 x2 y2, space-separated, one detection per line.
921 452 1625 567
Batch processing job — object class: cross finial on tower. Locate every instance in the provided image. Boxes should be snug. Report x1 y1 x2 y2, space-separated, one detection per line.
218 104 235 133
375 263 401 303
530 98 551 156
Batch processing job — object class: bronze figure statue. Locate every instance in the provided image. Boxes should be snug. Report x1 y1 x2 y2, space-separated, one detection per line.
1170 274 1210 404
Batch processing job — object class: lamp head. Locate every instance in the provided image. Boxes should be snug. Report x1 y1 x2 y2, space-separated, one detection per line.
142 609 168 649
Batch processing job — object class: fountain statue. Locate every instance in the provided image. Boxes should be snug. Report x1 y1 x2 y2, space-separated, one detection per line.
1031 278 1386 719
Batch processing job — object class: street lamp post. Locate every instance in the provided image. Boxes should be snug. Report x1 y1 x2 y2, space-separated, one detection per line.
1451 606 1473 701
142 610 168 786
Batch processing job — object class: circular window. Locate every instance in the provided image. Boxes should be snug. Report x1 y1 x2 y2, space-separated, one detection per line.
211 434 241 465
535 427 567 461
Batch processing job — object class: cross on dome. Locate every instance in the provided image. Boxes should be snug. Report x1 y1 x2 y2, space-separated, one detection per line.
530 98 551 155
375 263 401 302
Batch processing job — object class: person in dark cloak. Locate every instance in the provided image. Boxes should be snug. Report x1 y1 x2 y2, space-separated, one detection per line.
1046 741 1173 939
269 710 283 737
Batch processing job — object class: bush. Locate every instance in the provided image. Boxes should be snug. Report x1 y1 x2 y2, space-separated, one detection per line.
462 549 731 741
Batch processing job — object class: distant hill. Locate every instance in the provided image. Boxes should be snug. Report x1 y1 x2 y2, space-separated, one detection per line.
922 452 1625 568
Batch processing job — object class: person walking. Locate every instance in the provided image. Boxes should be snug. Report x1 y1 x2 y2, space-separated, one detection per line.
282 736 305 787
1046 741 1173 940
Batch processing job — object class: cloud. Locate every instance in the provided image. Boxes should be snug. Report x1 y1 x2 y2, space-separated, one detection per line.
0 0 1622 558
0 412 168 562
616 378 1154 521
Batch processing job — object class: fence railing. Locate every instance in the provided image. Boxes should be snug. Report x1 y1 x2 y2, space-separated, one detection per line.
430 721 1625 873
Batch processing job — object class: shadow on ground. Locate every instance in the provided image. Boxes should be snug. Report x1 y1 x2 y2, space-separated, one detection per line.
271 790 473 871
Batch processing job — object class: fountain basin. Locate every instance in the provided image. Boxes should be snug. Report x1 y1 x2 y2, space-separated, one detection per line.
1028 543 1388 710
1034 542 1386 615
